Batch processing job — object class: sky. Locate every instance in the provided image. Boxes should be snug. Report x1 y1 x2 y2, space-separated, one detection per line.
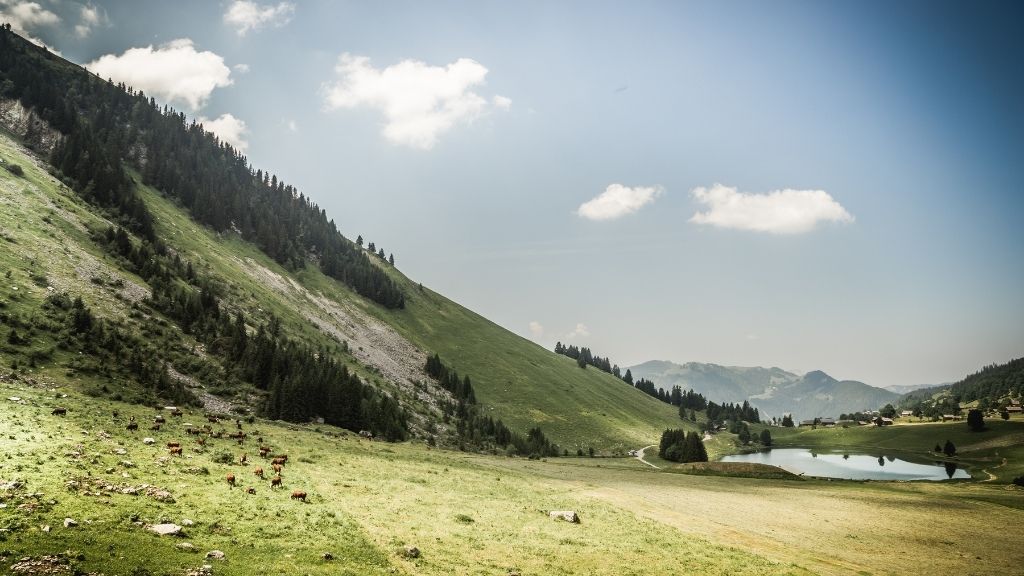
5 0 1023 388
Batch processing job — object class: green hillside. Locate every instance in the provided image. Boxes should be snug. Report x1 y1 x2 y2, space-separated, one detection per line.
0 115 682 453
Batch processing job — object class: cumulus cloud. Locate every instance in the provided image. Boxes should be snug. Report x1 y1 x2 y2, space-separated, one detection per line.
528 321 544 339
0 1 60 30
689 184 854 234
74 4 101 38
566 323 590 339
85 39 232 111
224 1 295 36
577 183 663 221
233 63 251 74
323 53 510 150
198 113 248 152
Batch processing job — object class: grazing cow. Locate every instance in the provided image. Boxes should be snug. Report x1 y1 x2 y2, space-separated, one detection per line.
112 410 119 418
290 490 307 502
169 446 183 456
246 487 256 495
236 419 243 430
259 446 271 457
51 407 67 416
254 467 264 478
271 463 283 474
239 453 247 464
226 473 236 487
154 416 165 424
150 424 161 431
126 422 138 432
207 415 219 423
257 437 264 444
167 441 180 448
171 409 183 417
196 437 206 447
270 476 282 488
271 456 287 466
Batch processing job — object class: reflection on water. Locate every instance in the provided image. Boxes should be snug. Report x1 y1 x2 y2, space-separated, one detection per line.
721 448 970 481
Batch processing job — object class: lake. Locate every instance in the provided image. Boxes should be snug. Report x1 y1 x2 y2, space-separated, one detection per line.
720 448 970 481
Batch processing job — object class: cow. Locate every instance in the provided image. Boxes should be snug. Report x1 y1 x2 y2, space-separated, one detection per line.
126 422 138 432
226 473 236 487
290 490 307 502
236 419 243 430
270 476 282 488
253 467 264 478
271 463 283 474
207 415 219 423
154 416 166 424
259 446 271 457
51 407 67 416
239 453 247 465
196 437 206 447
112 410 119 418
150 424 161 431
271 456 287 466
169 446 183 456
246 487 256 495
171 409 183 418
166 442 180 448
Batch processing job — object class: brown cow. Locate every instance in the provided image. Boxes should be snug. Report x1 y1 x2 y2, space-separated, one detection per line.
196 437 206 447
270 476 282 488
154 416 166 424
169 446 183 456
51 407 67 416
271 463 283 474
167 441 181 448
259 446 270 457
239 453 247 464
253 467 264 478
226 473 236 487
150 424 161 431
246 486 256 495
271 457 286 466
171 409 183 417
207 415 219 423
126 422 138 432
290 490 307 501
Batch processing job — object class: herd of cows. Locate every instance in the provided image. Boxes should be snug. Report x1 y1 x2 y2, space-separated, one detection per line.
51 404 309 502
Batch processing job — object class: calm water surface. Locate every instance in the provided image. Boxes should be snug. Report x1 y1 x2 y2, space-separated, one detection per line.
721 448 970 481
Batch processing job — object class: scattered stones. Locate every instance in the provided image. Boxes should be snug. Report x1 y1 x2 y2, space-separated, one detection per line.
206 550 225 560
182 519 195 526
175 543 197 552
185 566 213 576
40 524 50 532
402 546 420 559
63 518 77 528
114 448 127 455
9 554 72 574
548 510 580 523
148 523 182 536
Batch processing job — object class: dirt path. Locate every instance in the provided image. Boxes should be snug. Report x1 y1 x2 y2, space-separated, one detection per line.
981 457 1008 482
635 445 661 469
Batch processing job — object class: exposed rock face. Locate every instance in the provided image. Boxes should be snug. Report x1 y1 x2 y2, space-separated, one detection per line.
0 97 62 155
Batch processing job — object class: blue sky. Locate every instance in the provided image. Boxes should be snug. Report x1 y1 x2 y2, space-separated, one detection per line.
6 0 1022 388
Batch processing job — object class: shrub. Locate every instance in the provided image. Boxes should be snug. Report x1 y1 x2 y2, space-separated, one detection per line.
212 451 233 464
1013 476 1024 487
5 163 24 177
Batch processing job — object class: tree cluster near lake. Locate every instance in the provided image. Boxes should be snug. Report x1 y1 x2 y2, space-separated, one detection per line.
658 429 708 463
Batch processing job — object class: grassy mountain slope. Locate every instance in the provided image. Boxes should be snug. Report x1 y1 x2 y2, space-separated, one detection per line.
630 360 899 421
1 121 683 452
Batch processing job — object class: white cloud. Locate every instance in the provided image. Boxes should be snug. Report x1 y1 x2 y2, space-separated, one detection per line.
566 323 590 339
286 119 298 132
198 113 249 152
689 184 854 234
85 39 233 111
224 1 295 36
0 1 60 30
528 321 544 339
577 183 663 221
233 63 251 74
74 4 101 38
323 53 510 150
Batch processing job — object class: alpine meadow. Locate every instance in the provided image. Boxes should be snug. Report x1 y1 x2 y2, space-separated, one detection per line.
1 2 1023 575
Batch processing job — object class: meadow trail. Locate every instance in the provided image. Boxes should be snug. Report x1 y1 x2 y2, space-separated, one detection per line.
635 445 661 469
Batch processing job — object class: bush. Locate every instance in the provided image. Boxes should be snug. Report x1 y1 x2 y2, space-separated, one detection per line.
1013 476 1024 487
212 451 233 464
5 163 24 177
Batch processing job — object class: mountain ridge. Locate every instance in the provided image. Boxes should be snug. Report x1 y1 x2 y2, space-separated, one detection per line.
628 359 899 421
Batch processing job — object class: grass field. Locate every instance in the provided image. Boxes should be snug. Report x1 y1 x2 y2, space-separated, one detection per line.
2 383 1022 575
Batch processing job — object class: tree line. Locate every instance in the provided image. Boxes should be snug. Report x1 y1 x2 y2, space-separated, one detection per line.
658 429 708 463
0 27 404 309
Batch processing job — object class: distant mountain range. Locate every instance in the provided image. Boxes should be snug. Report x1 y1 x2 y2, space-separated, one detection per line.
628 360 900 421
882 383 943 395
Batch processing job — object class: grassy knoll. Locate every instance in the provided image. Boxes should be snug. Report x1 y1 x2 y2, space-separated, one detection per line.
664 462 803 480
770 419 1024 483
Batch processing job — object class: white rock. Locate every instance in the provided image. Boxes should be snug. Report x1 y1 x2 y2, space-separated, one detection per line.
549 510 580 523
206 550 225 560
182 519 194 526
63 518 77 528
143 437 155 445
148 523 182 536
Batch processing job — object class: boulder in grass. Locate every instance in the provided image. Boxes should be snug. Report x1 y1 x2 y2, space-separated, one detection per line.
149 523 182 536
206 550 225 560
548 510 580 523
402 546 420 559
63 518 78 528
